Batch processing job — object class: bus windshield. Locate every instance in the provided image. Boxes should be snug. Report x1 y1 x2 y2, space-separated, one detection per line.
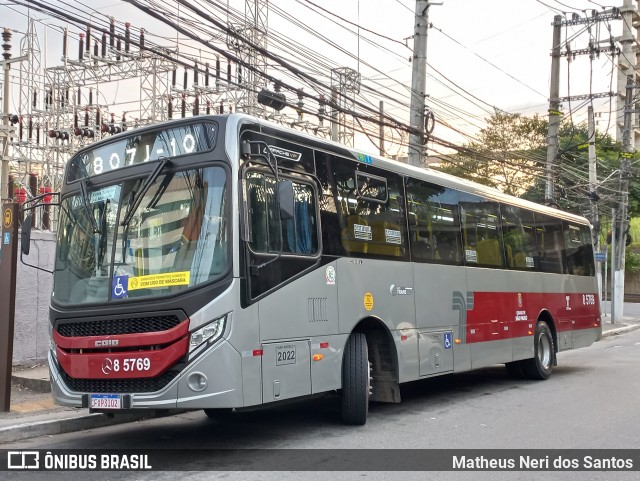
52 166 228 305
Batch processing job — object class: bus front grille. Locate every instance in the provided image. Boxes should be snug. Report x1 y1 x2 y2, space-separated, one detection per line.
58 366 180 393
56 315 182 337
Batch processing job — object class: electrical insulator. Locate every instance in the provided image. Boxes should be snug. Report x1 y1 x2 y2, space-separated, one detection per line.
48 130 69 141
193 95 199 116
140 28 145 50
78 33 84 61
2 28 11 60
124 22 131 53
109 17 115 47
73 128 94 138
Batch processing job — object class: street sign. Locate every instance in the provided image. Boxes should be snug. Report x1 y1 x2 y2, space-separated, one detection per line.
595 252 607 262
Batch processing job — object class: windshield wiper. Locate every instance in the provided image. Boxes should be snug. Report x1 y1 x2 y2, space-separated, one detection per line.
120 157 170 227
79 175 100 233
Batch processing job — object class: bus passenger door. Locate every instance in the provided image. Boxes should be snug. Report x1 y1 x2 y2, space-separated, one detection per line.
261 340 312 403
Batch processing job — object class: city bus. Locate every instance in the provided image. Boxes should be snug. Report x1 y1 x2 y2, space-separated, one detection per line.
21 113 601 425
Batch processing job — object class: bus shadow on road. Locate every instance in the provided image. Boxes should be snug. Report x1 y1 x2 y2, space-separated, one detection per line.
57 364 594 450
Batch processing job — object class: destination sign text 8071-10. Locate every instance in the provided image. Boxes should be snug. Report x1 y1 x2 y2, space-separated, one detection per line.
67 122 217 180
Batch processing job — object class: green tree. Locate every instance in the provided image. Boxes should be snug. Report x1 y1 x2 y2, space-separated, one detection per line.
435 110 640 220
436 110 547 196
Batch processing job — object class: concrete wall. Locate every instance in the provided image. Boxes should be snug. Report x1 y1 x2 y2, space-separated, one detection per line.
14 229 55 365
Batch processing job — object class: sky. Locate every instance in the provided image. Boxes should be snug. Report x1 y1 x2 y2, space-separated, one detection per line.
1 0 625 158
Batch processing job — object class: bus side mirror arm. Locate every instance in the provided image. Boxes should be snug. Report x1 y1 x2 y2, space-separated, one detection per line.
19 212 55 274
21 213 32 256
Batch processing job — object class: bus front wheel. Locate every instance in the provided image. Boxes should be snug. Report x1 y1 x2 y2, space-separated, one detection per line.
522 321 554 380
341 332 370 425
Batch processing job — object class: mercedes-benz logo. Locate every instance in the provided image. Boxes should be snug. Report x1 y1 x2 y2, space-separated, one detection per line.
101 358 113 375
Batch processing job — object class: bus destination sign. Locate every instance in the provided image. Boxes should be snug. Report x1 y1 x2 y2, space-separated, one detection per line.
67 122 217 181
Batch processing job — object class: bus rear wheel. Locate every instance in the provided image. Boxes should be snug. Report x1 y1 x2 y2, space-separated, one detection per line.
341 332 370 425
522 321 554 380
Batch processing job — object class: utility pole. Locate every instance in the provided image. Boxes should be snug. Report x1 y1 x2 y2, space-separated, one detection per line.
545 15 562 206
379 100 384 156
588 106 602 315
613 76 634 324
408 1 441 167
1 28 12 202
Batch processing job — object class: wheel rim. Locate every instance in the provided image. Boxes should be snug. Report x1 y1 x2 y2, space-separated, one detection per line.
537 333 552 369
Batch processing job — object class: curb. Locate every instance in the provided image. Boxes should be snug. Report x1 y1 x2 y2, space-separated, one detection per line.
0 412 153 444
11 374 51 394
600 323 640 339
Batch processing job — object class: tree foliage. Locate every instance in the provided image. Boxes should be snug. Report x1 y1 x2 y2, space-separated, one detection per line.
433 110 640 220
435 109 547 196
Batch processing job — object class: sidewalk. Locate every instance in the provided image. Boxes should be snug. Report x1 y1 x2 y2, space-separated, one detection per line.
2 316 639 445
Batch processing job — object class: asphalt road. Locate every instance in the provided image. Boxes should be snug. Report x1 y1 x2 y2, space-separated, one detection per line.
6 328 640 481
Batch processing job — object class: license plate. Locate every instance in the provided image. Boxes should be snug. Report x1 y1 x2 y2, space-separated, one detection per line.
90 394 121 410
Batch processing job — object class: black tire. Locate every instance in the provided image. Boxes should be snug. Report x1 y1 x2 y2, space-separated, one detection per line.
341 332 370 425
505 360 525 379
522 321 554 380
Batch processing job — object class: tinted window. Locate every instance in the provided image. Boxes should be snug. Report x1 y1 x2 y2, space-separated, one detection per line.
330 158 407 259
564 222 595 276
405 179 463 264
535 213 565 274
501 204 538 270
460 197 503 267
246 171 318 255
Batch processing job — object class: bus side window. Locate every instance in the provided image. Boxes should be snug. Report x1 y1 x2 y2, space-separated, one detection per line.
460 198 503 268
328 158 407 259
501 204 538 271
405 179 462 265
535 213 565 274
563 222 595 276
246 171 318 255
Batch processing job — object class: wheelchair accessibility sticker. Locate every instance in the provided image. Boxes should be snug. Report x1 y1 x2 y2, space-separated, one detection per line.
444 332 452 349
112 275 129 299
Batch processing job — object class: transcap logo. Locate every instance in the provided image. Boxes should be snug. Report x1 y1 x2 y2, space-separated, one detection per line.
8 451 39 469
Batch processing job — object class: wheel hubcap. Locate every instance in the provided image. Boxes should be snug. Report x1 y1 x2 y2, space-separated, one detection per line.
538 334 551 369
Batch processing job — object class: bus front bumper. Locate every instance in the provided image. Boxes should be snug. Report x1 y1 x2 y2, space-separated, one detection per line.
48 339 245 411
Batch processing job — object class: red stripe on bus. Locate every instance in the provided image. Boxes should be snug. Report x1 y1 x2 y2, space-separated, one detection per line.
56 336 189 379
464 291 599 344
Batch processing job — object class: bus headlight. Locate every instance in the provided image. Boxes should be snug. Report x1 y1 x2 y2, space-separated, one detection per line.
188 315 227 360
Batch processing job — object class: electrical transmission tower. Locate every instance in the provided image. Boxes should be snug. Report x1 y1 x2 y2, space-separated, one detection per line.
226 0 269 116
331 67 360 147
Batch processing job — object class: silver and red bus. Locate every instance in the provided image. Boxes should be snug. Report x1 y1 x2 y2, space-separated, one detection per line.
22 113 601 424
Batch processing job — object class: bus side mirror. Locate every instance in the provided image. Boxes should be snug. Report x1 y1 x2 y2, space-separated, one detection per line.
278 180 295 221
21 213 33 256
